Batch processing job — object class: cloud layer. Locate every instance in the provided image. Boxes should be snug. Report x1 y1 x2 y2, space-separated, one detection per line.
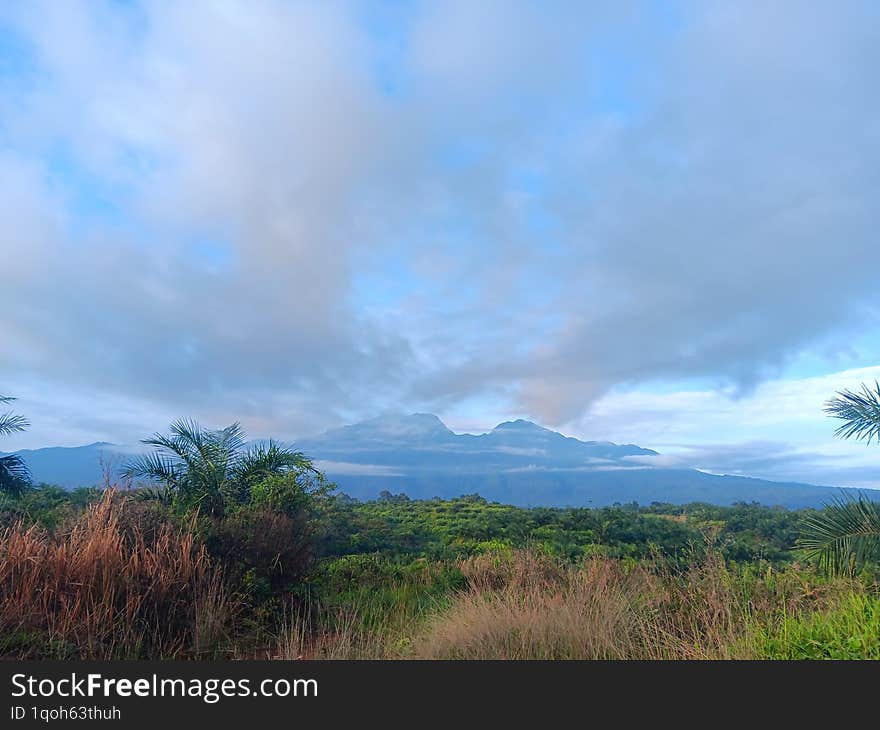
1 1 879 450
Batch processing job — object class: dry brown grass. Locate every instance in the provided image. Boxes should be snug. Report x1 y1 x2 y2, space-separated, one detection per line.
458 550 566 593
410 549 857 660
0 490 232 659
415 554 657 659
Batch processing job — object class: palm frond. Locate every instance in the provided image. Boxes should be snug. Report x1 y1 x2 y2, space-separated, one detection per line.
122 452 183 486
217 422 246 456
167 419 238 477
824 380 880 444
798 492 880 575
141 432 192 459
142 419 220 476
134 484 175 504
0 396 30 496
127 419 254 514
167 418 208 448
233 440 312 483
0 453 30 496
225 440 313 505
204 423 245 484
0 412 29 437
146 420 206 464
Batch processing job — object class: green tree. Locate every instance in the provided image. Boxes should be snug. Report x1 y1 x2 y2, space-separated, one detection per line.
798 382 880 574
0 396 30 497
123 418 319 516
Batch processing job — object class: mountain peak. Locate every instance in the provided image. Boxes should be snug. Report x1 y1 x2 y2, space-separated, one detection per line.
493 419 548 432
354 412 452 436
380 412 448 426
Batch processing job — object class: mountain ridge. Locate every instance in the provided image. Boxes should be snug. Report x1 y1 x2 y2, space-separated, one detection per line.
3 413 862 508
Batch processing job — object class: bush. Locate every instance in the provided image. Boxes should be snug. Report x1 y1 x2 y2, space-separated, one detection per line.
250 470 331 517
202 506 316 604
202 471 331 604
0 485 102 531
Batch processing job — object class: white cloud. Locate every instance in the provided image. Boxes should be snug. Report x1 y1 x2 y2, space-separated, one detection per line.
313 461 403 477
574 365 880 487
1 1 878 462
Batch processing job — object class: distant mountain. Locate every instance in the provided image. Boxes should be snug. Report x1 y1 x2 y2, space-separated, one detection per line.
0 443 126 488
295 414 848 509
3 414 860 508
299 413 658 473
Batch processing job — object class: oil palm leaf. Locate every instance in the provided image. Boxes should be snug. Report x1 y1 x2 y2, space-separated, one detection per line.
799 493 880 575
0 396 30 495
824 381 880 443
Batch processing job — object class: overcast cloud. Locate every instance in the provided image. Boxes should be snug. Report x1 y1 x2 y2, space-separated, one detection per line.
1 1 879 486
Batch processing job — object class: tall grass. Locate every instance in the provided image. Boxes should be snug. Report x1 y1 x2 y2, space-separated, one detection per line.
273 554 463 659
753 593 880 659
2 495 872 660
0 490 231 659
416 554 654 659
272 604 400 660
410 549 863 660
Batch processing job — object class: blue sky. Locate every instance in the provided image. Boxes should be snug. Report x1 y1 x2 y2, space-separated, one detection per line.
1 1 879 487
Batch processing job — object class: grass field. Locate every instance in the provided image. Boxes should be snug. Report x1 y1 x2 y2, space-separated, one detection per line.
2 487 877 660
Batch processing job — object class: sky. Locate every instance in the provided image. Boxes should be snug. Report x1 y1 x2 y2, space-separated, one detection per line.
1 1 879 487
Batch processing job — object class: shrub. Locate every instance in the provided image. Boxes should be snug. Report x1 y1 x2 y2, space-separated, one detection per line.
0 485 102 532
200 471 332 606
250 470 332 517
202 506 316 604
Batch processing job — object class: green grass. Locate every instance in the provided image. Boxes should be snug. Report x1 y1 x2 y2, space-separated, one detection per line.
312 554 467 639
755 593 880 659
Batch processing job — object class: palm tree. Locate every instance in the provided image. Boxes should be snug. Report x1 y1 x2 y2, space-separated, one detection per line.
123 418 316 515
798 381 880 574
0 396 31 497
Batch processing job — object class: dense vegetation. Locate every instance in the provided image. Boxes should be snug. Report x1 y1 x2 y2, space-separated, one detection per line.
2 480 878 660
1 404 879 660
318 492 803 564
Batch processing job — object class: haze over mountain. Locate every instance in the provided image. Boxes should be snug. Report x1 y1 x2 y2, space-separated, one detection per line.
3 414 857 509
300 413 657 473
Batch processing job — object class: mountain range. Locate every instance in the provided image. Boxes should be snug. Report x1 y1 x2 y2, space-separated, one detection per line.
2 413 857 508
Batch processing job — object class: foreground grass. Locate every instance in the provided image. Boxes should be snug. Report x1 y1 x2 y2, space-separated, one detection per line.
409 554 874 659
278 550 876 660
0 491 232 659
754 593 880 659
2 491 877 659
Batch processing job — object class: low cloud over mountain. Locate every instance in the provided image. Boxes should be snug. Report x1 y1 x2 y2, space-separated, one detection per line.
7 414 858 509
